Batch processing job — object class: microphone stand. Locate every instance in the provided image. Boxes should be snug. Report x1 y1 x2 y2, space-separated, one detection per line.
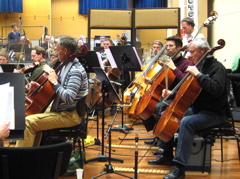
86 80 121 163
92 106 133 179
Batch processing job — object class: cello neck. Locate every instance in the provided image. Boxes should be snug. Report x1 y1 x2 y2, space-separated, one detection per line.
142 45 167 76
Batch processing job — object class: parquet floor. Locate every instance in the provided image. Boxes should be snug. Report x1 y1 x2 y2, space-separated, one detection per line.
59 110 240 179
5 110 240 179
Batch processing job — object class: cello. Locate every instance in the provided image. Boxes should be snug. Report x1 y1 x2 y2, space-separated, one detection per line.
134 45 188 120
25 45 88 116
123 45 167 117
153 39 225 143
135 11 219 120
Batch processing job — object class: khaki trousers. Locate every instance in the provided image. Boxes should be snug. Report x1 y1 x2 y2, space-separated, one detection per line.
16 109 81 147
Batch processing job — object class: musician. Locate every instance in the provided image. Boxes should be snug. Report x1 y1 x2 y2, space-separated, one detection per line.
143 40 168 65
40 34 53 59
15 36 88 147
100 38 114 66
0 53 9 64
0 122 10 146
20 46 48 83
7 23 21 44
228 53 240 107
163 38 228 179
143 36 193 165
181 17 204 46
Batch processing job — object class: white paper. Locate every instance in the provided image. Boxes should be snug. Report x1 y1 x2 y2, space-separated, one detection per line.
132 46 143 68
96 52 105 70
0 66 3 73
104 49 118 68
0 83 15 129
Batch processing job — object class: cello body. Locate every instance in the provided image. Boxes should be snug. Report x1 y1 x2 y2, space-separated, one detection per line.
153 75 201 142
126 62 162 116
135 67 175 119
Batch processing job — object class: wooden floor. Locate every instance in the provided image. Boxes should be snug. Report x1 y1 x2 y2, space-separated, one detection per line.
57 110 240 179
7 110 240 179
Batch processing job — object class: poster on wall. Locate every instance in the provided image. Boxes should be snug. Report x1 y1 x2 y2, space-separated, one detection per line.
179 0 199 29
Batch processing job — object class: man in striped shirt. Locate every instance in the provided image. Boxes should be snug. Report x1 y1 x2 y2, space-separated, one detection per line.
16 36 88 147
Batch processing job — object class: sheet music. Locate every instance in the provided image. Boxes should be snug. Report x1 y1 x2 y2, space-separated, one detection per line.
96 52 105 70
104 49 118 68
0 66 3 73
0 83 15 129
132 46 143 68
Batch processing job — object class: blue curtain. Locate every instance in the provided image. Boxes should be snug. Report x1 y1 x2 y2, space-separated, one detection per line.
0 0 23 13
134 0 166 8
79 0 128 14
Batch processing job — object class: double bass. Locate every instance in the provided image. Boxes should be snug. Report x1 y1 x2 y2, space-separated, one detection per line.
25 45 88 116
153 39 225 143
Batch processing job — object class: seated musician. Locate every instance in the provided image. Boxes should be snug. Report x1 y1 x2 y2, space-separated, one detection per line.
14 46 48 84
15 36 88 147
142 36 193 165
0 53 9 64
143 40 168 65
162 38 228 179
40 34 53 59
8 23 21 44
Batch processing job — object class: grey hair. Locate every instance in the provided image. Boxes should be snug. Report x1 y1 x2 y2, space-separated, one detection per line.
188 38 210 51
58 36 77 54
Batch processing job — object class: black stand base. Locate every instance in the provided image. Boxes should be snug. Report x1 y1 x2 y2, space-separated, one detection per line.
92 164 134 179
86 154 123 163
111 125 134 134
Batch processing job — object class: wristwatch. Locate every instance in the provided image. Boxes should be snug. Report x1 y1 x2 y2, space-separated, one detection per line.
52 81 58 86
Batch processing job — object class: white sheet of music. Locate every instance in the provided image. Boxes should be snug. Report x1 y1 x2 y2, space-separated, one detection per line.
132 46 143 68
96 52 105 70
0 83 15 129
105 49 118 68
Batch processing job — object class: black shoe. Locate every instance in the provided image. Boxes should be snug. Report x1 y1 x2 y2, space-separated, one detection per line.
163 166 185 179
148 155 173 165
144 138 157 145
152 148 164 155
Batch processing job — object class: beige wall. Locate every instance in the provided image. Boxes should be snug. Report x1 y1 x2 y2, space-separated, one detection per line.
0 0 51 41
2 0 235 69
210 0 240 69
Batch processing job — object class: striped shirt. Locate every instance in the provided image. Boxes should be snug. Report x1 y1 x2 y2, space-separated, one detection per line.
54 58 88 111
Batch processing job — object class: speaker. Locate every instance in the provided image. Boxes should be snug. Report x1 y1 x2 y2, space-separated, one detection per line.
186 137 212 173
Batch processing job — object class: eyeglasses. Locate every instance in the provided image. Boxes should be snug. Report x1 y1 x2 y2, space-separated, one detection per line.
166 44 175 48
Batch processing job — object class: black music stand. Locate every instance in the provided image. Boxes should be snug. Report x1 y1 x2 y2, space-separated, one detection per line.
109 46 142 134
78 50 103 73
78 51 103 147
86 67 123 163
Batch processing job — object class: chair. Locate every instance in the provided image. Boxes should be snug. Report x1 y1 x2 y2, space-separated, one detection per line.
198 100 240 173
40 96 88 168
0 142 72 179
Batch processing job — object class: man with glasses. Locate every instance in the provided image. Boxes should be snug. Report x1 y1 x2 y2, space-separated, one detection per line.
144 36 193 165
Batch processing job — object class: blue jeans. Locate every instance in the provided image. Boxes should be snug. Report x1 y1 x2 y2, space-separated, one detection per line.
173 109 226 166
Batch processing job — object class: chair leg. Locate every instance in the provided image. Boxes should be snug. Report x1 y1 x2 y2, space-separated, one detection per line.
235 135 240 161
202 138 207 173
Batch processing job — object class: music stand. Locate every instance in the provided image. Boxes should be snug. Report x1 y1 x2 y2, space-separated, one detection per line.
78 51 104 148
77 50 103 73
109 46 142 133
86 67 123 164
